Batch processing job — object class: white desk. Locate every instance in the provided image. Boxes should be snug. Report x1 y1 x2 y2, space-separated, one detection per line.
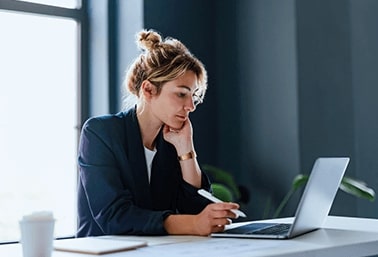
1 216 378 257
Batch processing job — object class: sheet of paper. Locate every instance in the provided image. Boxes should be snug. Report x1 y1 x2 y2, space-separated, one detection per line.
100 237 315 257
54 237 147 255
135 238 300 257
100 235 204 246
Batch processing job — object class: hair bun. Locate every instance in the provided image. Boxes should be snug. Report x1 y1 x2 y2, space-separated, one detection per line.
137 29 162 51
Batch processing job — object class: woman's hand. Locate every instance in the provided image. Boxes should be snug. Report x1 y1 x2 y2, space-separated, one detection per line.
163 119 193 155
163 118 201 187
192 202 240 235
164 202 241 236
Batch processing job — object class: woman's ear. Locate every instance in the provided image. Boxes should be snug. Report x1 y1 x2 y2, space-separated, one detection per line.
141 80 157 100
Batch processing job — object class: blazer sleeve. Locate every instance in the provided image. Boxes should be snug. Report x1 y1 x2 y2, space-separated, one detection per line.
78 117 172 236
176 172 212 214
152 134 212 215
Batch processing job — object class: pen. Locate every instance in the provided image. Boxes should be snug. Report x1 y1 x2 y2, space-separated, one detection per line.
198 189 247 218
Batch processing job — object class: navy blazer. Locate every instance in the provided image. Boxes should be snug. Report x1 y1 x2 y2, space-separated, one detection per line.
77 108 211 237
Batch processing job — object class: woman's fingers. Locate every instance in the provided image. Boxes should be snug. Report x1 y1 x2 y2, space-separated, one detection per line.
207 203 240 219
194 202 243 235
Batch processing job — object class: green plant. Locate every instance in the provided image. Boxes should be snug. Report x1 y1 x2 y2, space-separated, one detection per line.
202 164 376 220
273 174 376 218
201 164 242 202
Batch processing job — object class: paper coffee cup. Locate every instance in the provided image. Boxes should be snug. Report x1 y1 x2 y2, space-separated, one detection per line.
19 211 55 257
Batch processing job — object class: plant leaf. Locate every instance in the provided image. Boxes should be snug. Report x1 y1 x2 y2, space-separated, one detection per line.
211 183 234 202
340 176 376 202
292 174 309 190
274 173 376 218
202 164 241 200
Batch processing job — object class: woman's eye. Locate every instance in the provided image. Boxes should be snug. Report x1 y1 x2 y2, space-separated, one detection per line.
177 92 187 98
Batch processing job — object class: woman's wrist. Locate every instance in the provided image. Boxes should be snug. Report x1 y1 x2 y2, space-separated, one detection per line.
178 150 197 161
164 214 197 235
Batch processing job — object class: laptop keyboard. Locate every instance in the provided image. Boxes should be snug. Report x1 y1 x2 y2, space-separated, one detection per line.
248 223 291 235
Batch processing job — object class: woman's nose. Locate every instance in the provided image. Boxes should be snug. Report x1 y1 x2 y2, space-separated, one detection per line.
185 97 196 112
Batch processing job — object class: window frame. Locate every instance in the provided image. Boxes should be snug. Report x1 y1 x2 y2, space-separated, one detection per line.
0 0 143 244
0 0 89 128
0 0 88 244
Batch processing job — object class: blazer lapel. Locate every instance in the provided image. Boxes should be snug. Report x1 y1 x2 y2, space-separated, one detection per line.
150 131 180 211
123 108 152 208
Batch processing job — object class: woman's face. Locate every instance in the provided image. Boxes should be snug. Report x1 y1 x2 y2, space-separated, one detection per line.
150 71 199 130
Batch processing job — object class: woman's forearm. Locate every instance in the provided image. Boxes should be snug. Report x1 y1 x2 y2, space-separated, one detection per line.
179 155 202 188
164 214 199 235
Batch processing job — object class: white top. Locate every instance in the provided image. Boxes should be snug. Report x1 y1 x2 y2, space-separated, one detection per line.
144 147 157 183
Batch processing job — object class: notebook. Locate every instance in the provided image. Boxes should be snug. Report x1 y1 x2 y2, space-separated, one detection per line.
54 237 147 255
211 157 350 239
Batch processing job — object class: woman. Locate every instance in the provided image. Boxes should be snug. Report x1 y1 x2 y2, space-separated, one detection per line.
77 29 241 237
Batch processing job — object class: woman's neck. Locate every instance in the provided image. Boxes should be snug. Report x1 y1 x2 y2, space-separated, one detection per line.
136 105 162 150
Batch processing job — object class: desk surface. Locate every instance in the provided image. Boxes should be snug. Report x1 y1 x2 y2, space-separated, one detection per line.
1 216 378 257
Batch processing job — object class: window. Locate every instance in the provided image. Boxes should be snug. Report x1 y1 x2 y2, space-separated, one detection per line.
0 1 82 242
16 0 79 9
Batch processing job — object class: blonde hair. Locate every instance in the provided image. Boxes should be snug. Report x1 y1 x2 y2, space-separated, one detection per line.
123 29 207 109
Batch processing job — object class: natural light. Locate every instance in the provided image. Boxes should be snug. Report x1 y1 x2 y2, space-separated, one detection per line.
16 0 79 9
0 11 78 241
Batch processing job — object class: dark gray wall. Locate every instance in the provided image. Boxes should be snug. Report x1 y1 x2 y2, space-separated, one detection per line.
143 0 378 219
349 0 378 218
296 0 378 218
296 0 356 216
144 0 219 167
212 0 300 218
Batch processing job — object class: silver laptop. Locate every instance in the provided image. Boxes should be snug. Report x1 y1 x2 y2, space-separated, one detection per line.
211 157 350 239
